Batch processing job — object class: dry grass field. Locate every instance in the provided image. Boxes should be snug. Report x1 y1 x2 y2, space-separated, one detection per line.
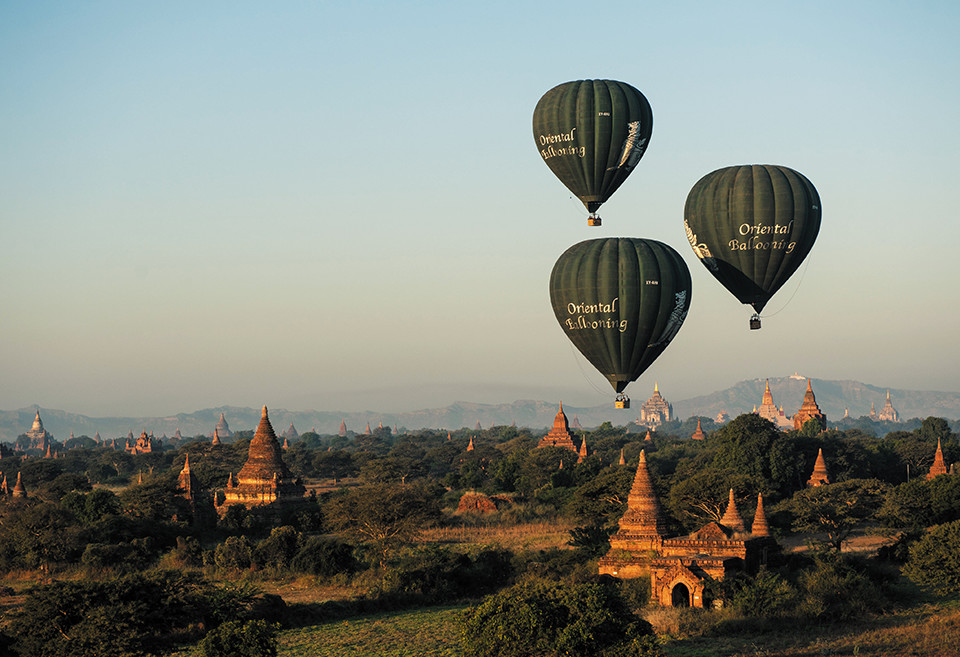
420 519 576 552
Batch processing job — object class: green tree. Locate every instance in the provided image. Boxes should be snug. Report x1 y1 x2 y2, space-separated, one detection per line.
665 467 763 531
253 526 301 571
780 479 889 551
565 466 632 525
117 475 181 521
0 502 84 570
903 519 960 595
359 455 426 484
708 414 803 495
61 488 120 525
323 482 441 567
311 450 357 481
917 417 952 444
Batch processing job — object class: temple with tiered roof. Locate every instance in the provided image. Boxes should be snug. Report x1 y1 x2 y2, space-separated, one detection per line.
793 379 827 432
537 403 579 453
215 412 233 438
691 419 706 441
125 431 155 455
877 390 900 422
24 410 52 452
927 438 949 480
599 451 778 607
217 406 305 512
755 380 793 430
807 448 831 487
638 383 672 428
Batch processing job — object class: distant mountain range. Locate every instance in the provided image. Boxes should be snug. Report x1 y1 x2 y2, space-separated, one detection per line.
3 377 959 443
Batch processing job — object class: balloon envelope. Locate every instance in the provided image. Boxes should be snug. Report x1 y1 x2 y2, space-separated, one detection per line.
533 80 653 214
549 238 691 393
683 164 821 314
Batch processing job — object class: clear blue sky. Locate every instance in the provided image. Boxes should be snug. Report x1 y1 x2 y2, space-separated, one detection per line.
2 1 958 416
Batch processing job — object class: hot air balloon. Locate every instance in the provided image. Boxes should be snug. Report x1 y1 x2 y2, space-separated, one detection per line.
683 165 820 329
549 238 691 407
533 80 653 226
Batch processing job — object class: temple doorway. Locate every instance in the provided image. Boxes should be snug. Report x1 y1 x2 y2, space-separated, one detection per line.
671 583 690 607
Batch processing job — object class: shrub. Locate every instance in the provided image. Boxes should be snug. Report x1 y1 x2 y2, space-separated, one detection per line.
568 523 615 557
290 535 357 577
378 545 512 602
253 525 301 571
8 572 248 657
904 519 960 595
796 553 889 620
461 577 657 657
729 569 797 617
198 619 280 657
214 535 253 571
80 539 154 572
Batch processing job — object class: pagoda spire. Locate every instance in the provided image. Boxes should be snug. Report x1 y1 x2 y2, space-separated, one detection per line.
615 450 667 538
807 448 830 487
927 438 948 480
618 448 626 466
751 492 771 537
12 471 27 497
577 435 588 463
467 435 475 452
793 379 826 431
762 379 774 406
537 403 578 452
691 418 705 440
720 488 745 533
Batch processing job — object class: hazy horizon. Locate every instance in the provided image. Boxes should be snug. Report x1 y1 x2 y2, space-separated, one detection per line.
4 3 958 417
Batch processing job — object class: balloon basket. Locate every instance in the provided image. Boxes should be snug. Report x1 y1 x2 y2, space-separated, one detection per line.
615 394 630 409
587 213 601 227
749 314 761 330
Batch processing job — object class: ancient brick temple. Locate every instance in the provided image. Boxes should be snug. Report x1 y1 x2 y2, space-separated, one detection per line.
215 412 233 438
177 454 200 503
691 418 706 441
877 390 900 422
807 448 830 487
793 379 826 431
537 403 579 452
599 451 778 608
754 380 793 430
125 431 154 455
217 406 305 512
638 383 672 428
24 410 51 452
927 438 948 480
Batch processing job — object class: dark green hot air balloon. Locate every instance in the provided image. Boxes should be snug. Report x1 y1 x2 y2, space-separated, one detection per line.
549 238 691 407
533 80 653 226
683 165 821 329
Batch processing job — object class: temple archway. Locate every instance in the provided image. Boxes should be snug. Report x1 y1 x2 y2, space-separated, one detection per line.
671 583 690 607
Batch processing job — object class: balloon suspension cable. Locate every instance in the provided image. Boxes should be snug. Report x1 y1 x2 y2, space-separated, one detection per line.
568 342 612 402
756 254 814 320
